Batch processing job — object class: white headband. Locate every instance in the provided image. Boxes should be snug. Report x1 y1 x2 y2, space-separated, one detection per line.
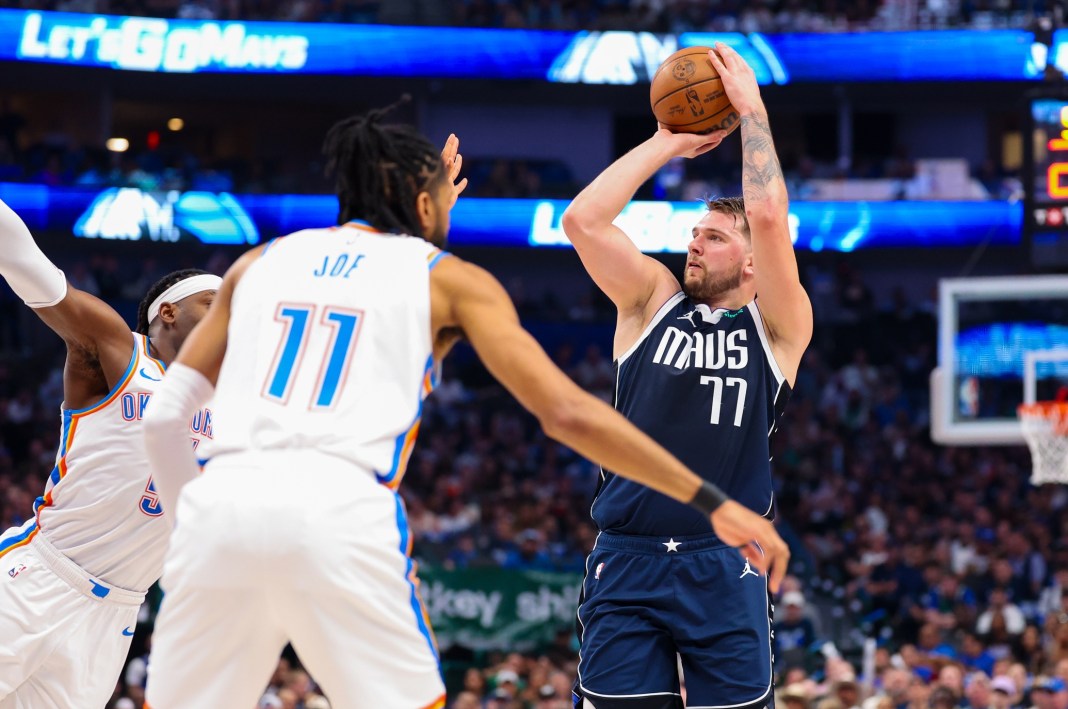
147 274 223 325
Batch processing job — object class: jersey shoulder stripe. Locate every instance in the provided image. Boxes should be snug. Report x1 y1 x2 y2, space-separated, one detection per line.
427 249 450 270
137 334 166 376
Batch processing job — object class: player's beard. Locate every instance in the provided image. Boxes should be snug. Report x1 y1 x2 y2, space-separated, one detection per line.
424 197 449 248
683 262 744 302
426 222 447 248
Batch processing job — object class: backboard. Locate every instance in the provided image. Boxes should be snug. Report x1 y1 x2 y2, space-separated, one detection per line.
931 275 1068 445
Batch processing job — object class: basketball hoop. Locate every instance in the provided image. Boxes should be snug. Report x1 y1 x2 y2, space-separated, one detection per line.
1018 401 1068 485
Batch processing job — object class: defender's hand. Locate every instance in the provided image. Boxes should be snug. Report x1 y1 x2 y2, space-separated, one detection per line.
441 133 469 209
652 125 729 159
707 43 766 118
709 500 790 593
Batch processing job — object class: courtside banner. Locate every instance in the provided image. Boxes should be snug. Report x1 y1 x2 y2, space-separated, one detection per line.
0 9 1044 82
419 567 581 652
0 183 1023 252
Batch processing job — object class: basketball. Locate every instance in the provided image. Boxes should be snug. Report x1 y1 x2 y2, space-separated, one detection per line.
650 46 739 136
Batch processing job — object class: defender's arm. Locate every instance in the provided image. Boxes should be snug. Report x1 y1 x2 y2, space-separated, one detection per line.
142 246 262 518
0 199 134 397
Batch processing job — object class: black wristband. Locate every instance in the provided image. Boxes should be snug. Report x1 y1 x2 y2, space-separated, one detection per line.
689 480 729 516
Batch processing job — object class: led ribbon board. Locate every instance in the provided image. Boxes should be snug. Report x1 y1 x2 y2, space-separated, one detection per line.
0 183 1023 251
0 9 1043 82
3 9 573 75
521 199 1021 252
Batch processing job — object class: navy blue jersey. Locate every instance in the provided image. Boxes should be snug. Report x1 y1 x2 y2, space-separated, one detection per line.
591 292 791 537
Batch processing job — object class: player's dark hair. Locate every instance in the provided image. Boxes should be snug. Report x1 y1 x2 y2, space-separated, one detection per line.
136 269 210 335
323 97 445 237
703 195 751 241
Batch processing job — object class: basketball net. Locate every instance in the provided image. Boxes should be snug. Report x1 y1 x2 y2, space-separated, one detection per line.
1018 387 1068 485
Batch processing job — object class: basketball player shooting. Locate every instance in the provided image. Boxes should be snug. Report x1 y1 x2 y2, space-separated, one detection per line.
139 105 788 708
561 44 813 709
0 199 220 708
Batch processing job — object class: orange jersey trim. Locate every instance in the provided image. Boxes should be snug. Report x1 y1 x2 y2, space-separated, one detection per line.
0 526 38 561
419 694 447 709
140 335 166 375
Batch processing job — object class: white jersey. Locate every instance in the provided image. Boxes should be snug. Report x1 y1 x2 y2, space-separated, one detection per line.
0 333 215 592
201 222 443 489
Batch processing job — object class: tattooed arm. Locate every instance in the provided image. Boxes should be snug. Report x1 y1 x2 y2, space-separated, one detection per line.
709 44 812 384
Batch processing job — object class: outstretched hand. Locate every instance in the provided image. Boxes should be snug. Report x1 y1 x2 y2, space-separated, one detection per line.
707 43 765 118
653 125 729 159
441 133 469 209
709 500 790 593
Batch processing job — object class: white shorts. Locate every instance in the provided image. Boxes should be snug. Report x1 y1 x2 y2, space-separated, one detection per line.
0 530 144 709
146 451 445 709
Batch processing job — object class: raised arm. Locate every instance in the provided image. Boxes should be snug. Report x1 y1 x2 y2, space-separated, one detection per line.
142 245 262 518
561 129 727 316
432 255 789 589
708 44 812 382
0 199 134 404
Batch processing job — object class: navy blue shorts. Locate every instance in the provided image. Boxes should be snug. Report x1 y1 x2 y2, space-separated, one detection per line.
574 532 774 709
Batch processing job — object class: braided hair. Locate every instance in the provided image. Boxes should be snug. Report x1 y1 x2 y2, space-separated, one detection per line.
322 98 445 237
136 269 210 335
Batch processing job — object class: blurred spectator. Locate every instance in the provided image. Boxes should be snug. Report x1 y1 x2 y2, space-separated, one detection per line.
834 674 862 709
1029 676 1067 709
123 633 151 706
961 633 998 676
451 691 482 709
782 682 812 709
501 528 555 571
1040 568 1068 621
978 588 1027 638
963 672 994 709
775 591 819 670
991 675 1017 709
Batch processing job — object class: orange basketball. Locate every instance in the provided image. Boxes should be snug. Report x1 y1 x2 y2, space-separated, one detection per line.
650 46 739 136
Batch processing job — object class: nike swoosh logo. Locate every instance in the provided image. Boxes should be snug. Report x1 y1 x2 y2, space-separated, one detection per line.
122 627 135 636
140 367 161 382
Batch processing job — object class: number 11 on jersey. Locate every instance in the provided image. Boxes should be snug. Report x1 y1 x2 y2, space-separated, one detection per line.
262 303 363 410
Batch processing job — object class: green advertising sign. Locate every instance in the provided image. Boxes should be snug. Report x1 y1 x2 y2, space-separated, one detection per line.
418 567 583 652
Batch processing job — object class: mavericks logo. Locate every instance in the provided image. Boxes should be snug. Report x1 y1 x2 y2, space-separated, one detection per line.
652 327 748 371
74 188 259 245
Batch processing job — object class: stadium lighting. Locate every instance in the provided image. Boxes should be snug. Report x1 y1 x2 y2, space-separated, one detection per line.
105 137 129 152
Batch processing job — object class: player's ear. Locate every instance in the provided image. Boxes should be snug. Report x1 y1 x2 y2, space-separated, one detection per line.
157 302 178 327
415 189 435 238
743 251 755 278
